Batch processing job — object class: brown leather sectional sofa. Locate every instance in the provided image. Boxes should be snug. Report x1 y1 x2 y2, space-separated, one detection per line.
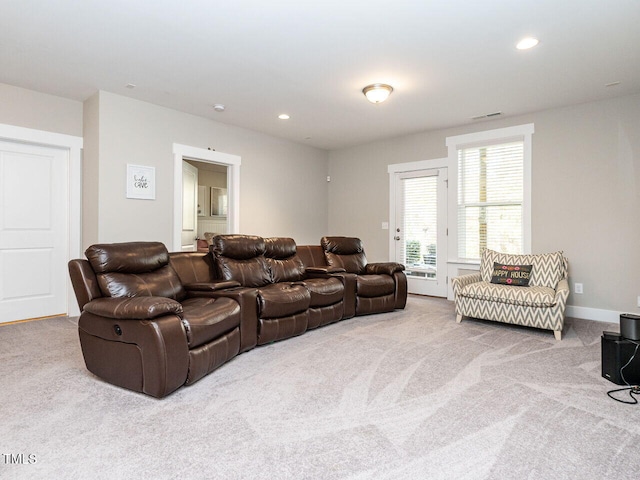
69 235 407 398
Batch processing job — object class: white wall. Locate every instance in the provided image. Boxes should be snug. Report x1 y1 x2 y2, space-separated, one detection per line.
328 94 640 314
0 83 82 136
84 91 329 247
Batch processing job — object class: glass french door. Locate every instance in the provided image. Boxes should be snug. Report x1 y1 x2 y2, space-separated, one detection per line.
394 168 448 296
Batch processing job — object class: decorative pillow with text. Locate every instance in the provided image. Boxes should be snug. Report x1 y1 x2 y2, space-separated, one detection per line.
490 262 533 287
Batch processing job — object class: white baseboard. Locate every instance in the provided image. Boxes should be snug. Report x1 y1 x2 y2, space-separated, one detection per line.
565 305 621 324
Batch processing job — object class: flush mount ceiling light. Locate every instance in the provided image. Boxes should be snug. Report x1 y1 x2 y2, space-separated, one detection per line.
212 104 225 112
516 37 539 50
362 83 394 104
278 114 290 120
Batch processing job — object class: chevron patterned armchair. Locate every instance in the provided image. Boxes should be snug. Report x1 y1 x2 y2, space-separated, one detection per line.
452 249 569 340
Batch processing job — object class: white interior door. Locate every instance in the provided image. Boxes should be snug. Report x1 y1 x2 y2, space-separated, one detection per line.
0 140 69 323
181 161 198 251
394 168 448 297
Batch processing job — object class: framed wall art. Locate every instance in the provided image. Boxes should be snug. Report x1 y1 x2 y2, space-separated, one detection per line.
126 164 156 200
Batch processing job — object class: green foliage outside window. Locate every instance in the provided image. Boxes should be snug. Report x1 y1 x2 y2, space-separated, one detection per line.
405 240 421 264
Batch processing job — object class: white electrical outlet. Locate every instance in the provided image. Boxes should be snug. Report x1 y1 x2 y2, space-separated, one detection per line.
574 283 583 294
381 222 389 230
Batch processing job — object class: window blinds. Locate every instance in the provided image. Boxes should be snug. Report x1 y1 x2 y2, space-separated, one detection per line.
401 174 438 276
457 141 524 260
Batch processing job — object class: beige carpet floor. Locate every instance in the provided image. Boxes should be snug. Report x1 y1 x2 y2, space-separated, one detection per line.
1 295 638 479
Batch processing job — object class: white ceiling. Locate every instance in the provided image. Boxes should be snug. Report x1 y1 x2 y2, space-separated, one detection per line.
2 0 640 150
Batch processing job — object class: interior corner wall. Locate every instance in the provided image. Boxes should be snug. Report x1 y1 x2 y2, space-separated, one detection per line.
82 93 100 247
91 91 329 247
0 83 83 136
328 93 640 314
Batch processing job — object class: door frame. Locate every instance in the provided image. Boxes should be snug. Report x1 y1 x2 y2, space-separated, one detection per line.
388 157 448 296
181 160 199 251
0 123 83 318
172 143 241 252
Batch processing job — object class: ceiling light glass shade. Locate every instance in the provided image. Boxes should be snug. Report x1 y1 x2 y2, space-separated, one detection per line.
516 37 539 50
362 83 393 103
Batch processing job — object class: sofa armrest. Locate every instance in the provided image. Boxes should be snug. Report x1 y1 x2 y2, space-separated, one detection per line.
451 273 481 297
184 280 241 292
555 278 570 301
305 266 346 274
327 272 358 319
365 262 405 275
83 296 183 320
205 287 259 353
78 310 189 398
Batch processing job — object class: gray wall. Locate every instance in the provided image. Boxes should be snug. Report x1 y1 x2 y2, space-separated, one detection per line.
84 91 329 247
82 93 100 247
2 80 638 314
328 93 640 313
0 83 82 136
194 168 227 190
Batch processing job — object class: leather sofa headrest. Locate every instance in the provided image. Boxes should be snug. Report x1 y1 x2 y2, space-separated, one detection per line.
85 242 169 274
264 237 297 259
321 236 363 255
213 235 266 259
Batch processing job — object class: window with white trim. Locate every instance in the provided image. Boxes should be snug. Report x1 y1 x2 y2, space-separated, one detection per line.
447 124 533 262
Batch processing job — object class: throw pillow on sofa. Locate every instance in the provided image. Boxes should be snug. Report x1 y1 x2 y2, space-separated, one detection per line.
490 262 532 286
480 249 565 288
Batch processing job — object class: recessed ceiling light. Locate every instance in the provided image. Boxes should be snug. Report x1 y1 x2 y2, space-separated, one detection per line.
125 83 136 89
516 37 539 50
212 104 225 112
278 114 290 120
605 81 621 87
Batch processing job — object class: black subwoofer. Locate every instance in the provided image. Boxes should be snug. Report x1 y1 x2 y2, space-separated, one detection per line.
601 331 640 385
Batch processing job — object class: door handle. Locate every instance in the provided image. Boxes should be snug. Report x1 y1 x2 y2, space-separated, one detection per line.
394 236 401 241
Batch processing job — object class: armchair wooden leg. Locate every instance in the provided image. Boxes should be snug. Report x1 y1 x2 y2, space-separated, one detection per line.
554 330 562 341
456 314 462 323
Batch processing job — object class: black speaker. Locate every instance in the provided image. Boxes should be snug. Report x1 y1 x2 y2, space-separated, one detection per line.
601 332 640 385
620 313 640 341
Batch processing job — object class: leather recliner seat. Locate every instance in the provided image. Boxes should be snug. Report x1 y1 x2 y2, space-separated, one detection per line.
68 242 243 398
264 237 345 329
320 236 407 316
211 235 311 344
168 250 259 353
